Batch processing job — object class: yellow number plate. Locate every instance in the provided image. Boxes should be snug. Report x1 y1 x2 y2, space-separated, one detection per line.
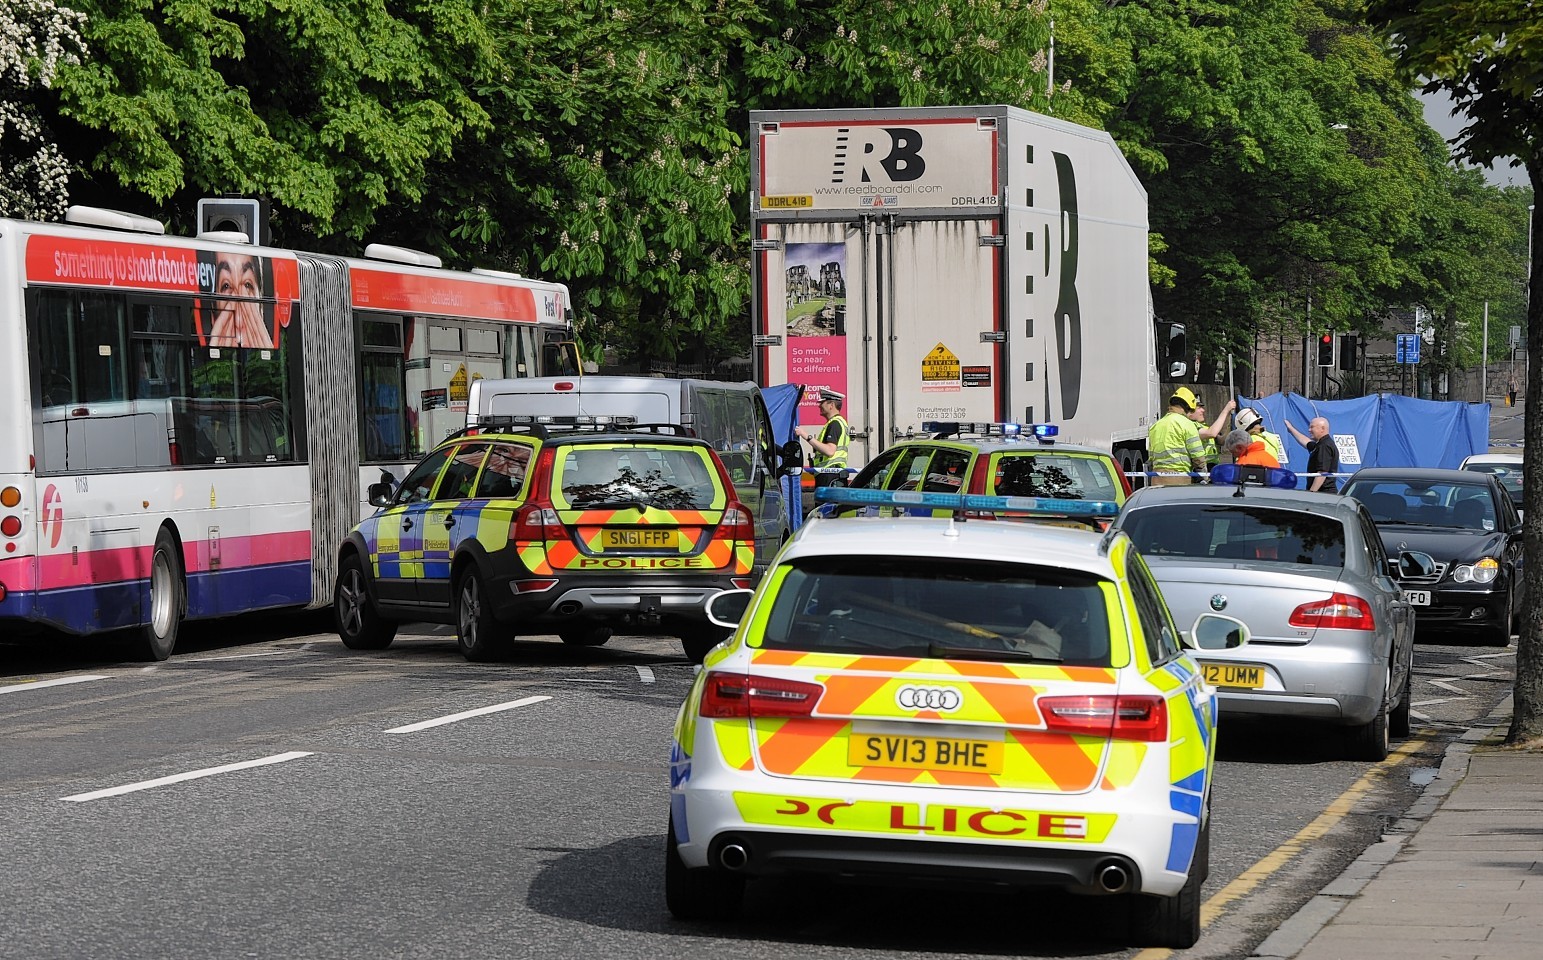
601 528 681 550
847 734 1003 774
1202 662 1266 688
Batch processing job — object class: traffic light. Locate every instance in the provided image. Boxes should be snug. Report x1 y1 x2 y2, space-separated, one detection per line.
1316 332 1336 367
1339 333 1358 371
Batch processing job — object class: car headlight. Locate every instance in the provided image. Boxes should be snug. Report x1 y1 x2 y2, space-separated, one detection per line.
1451 557 1500 584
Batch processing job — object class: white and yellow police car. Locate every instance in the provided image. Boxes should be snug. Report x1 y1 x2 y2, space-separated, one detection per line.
666 489 1243 948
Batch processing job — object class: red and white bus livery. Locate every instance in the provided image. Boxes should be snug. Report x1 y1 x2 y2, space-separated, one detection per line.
0 205 577 658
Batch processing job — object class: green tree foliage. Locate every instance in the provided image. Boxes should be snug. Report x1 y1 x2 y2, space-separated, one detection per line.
0 0 86 220
400 0 764 369
1363 0 1543 743
741 0 1053 113
52 0 498 240
1047 0 1458 374
27 0 1531 392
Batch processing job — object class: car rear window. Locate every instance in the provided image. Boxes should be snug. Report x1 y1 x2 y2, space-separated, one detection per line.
992 452 1120 501
758 557 1113 665
1121 504 1346 567
554 445 720 510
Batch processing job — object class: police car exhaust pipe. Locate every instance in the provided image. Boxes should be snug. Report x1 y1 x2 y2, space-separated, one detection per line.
1096 861 1132 893
718 844 749 871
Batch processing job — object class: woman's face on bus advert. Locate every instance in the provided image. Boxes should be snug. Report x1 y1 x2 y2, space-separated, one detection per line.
207 252 271 348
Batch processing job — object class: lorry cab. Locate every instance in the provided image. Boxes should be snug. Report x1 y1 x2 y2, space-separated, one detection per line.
466 375 794 576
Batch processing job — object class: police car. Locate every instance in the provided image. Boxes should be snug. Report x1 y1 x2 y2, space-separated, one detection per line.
332 417 756 662
666 489 1242 947
812 422 1129 526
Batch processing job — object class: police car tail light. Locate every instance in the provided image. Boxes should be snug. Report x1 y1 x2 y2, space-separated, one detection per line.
513 504 560 540
715 504 755 542
1039 695 1167 742
1288 592 1374 631
700 671 823 718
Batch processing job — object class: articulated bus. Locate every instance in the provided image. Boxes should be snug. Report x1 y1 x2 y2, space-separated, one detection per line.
0 205 578 659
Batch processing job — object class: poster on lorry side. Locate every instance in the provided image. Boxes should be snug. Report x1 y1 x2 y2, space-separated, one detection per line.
783 242 849 427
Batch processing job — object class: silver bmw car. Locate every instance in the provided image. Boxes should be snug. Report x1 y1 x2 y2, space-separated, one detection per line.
1112 482 1421 760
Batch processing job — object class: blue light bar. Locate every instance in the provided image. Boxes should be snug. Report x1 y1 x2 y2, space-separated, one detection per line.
1208 464 1299 488
813 486 1118 517
920 421 1059 440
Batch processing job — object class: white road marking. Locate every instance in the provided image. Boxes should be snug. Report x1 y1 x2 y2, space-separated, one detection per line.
634 665 656 684
0 675 110 695
178 651 289 663
384 695 551 734
1427 679 1474 696
60 751 314 802
1462 653 1514 663
1411 697 1465 708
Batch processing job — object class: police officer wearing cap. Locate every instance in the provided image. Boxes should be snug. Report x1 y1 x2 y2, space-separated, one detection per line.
1147 386 1207 486
797 388 850 474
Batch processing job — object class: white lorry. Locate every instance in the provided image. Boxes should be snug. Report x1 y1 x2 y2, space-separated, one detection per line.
749 105 1183 478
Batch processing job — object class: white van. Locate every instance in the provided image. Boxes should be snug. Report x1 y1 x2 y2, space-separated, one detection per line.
467 376 799 574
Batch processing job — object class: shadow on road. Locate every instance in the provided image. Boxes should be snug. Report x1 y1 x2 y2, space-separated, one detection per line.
526 834 1133 956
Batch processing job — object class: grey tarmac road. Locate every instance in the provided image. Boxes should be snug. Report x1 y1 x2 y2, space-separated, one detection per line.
0 620 1515 960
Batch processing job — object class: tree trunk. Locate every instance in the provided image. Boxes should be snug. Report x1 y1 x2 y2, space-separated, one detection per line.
1508 155 1543 743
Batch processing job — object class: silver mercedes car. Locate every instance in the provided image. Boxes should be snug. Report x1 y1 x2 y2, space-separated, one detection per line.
1112 477 1424 760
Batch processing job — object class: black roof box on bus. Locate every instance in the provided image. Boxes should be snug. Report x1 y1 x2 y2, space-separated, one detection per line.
64 205 166 235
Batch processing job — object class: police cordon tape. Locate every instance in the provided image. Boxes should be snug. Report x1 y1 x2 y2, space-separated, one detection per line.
790 465 1353 481
1126 470 1353 479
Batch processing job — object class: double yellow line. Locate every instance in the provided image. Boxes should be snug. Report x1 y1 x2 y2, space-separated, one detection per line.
1135 733 1433 959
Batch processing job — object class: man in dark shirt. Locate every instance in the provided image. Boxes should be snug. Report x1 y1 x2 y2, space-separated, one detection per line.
1285 416 1339 493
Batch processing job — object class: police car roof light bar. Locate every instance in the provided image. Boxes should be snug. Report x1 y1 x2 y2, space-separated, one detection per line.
1208 463 1299 495
921 421 1058 442
813 486 1118 518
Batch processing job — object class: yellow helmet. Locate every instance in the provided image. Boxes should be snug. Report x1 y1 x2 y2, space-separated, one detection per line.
1169 386 1199 412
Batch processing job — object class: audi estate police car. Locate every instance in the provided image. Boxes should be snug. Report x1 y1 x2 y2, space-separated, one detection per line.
332 418 757 662
666 490 1243 948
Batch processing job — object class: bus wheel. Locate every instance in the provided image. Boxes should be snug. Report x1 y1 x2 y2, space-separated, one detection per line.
334 554 397 650
140 528 184 661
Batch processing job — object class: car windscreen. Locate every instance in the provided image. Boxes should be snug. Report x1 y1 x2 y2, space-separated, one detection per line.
1343 479 1496 531
992 452 1120 501
1121 503 1346 567
758 556 1114 665
1462 464 1522 502
555 445 720 510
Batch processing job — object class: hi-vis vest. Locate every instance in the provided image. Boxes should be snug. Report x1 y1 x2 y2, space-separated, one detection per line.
1259 430 1286 466
814 415 850 468
1148 412 1204 475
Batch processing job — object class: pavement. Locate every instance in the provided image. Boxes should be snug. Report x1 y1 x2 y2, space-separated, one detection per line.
1251 694 1543 959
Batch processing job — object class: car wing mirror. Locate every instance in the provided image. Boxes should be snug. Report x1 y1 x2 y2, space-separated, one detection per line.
778 439 804 473
1398 550 1436 579
368 470 398 508
1188 613 1250 651
705 588 756 628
